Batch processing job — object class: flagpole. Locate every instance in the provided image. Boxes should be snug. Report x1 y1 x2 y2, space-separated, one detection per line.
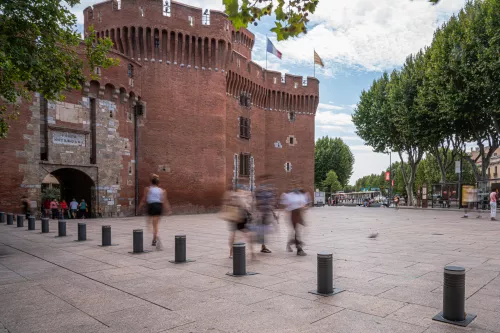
313 49 315 78
266 35 268 70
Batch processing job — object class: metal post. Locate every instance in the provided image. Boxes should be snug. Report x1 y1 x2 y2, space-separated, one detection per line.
77 223 86 241
389 151 392 205
58 220 67 237
233 242 246 276
7 213 14 225
133 229 144 253
16 215 24 228
101 225 111 246
309 251 343 296
433 266 476 326
41 218 49 233
0 212 5 223
28 216 35 230
169 235 194 263
175 235 186 262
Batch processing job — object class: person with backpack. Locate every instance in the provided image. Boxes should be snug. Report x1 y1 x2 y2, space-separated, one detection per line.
220 184 253 258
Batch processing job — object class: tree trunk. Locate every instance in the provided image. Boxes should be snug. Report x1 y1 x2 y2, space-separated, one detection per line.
432 146 447 184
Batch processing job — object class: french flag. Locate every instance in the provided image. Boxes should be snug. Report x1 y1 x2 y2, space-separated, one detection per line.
266 38 282 59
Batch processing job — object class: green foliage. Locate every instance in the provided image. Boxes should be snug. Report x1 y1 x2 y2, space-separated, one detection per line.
315 136 354 188
322 170 342 193
0 0 119 138
224 0 319 41
41 186 61 201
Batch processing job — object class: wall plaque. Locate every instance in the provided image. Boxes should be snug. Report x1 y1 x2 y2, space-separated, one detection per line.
52 131 86 147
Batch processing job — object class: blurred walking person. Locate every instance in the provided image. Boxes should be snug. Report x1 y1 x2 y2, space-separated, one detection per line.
70 198 78 219
462 186 481 219
60 199 68 219
254 175 277 254
490 189 498 221
50 198 59 219
78 199 87 219
220 184 253 258
281 181 310 256
139 174 172 250
21 196 30 219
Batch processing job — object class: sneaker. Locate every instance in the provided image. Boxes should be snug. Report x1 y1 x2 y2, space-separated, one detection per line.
491 217 497 221
152 240 157 246
261 247 272 253
297 249 307 256
462 215 468 218
286 244 293 252
156 238 163 250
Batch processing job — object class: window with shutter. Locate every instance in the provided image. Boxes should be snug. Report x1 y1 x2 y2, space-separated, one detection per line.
239 117 250 139
239 153 250 176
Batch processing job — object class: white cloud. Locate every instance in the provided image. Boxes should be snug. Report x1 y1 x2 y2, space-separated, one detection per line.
318 103 344 111
316 110 352 126
272 0 465 73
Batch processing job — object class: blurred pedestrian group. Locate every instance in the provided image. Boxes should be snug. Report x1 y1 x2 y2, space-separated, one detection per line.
41 197 89 219
219 175 311 259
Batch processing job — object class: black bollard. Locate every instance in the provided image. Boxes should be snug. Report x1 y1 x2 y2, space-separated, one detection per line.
0 212 5 223
7 213 14 225
101 225 111 246
226 242 256 276
169 235 195 263
28 216 35 230
132 229 144 253
309 252 343 296
77 223 86 241
433 266 476 326
57 220 67 237
16 215 24 228
41 218 49 233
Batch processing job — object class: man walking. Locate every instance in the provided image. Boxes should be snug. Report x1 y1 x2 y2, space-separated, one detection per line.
281 181 310 256
490 189 498 221
70 198 78 219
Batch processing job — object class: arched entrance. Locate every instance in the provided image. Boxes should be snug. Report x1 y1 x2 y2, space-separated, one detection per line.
43 168 96 218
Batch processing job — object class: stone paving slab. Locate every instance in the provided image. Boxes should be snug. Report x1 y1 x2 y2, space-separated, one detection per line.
1 207 500 332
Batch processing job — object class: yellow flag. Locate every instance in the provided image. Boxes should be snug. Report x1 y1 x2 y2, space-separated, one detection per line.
314 50 324 67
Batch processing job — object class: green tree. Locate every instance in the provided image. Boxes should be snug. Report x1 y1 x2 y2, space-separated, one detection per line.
315 136 354 188
224 0 440 41
322 170 342 193
0 0 119 138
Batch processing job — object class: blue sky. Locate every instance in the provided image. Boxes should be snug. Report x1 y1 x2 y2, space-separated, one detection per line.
73 0 466 184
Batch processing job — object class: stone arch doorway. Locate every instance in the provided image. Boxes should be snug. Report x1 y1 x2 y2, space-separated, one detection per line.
43 168 96 218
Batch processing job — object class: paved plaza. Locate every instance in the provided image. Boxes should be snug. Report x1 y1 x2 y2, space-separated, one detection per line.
1 207 500 333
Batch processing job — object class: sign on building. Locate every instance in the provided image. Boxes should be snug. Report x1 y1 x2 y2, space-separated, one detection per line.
52 131 86 147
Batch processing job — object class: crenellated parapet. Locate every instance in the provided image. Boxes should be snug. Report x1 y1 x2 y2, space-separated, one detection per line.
226 52 319 115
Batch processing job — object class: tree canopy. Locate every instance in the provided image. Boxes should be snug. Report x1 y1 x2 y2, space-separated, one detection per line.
322 170 342 193
353 0 500 205
315 136 354 188
0 0 119 138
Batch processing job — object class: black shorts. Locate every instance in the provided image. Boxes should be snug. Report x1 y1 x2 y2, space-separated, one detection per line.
148 203 163 216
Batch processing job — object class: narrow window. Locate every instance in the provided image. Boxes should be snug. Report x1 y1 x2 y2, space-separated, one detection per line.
289 136 294 144
128 64 134 78
188 16 194 26
284 162 292 172
288 112 296 122
163 0 171 16
239 117 250 139
273 77 277 84
294 82 298 89
239 153 250 177
154 37 160 49
140 7 145 17
98 11 102 22
202 9 210 25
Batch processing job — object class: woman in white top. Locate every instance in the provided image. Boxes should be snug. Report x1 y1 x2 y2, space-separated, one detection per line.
139 174 172 249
